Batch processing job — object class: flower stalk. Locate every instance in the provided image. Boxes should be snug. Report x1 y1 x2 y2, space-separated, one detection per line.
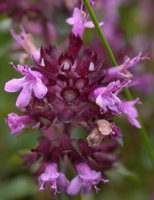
83 0 154 166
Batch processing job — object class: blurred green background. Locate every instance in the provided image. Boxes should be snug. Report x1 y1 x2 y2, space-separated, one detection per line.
0 1 154 199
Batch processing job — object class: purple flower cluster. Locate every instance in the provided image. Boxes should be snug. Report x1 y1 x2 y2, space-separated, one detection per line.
21 136 117 195
3 0 149 197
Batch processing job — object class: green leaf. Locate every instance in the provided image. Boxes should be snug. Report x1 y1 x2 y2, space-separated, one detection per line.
0 176 38 200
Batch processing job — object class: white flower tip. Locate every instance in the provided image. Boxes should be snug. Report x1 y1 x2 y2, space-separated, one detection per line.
66 18 74 25
135 122 141 129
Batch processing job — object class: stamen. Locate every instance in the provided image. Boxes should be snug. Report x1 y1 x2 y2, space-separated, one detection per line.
93 185 101 193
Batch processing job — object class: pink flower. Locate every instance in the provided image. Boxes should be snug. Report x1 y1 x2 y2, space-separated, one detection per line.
38 163 69 195
5 62 47 107
66 7 103 38
67 162 108 196
94 81 127 115
103 53 150 83
11 27 40 63
6 113 33 135
93 81 141 128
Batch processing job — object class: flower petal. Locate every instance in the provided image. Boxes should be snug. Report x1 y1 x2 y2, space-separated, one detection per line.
124 52 150 70
33 79 47 99
67 176 82 196
4 77 25 92
16 85 32 107
58 173 69 192
66 17 75 25
72 8 85 38
84 21 95 28
82 183 92 195
120 98 141 128
85 21 104 28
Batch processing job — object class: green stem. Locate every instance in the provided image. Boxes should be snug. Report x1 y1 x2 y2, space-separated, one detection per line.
83 0 154 166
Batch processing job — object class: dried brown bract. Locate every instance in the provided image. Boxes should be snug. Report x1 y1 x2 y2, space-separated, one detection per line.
87 119 115 146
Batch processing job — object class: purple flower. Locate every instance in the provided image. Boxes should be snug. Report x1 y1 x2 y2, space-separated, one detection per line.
93 81 141 128
11 28 40 63
6 113 33 135
66 7 103 38
38 163 69 195
5 62 47 108
119 98 142 128
103 53 150 83
67 162 108 196
94 81 127 115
